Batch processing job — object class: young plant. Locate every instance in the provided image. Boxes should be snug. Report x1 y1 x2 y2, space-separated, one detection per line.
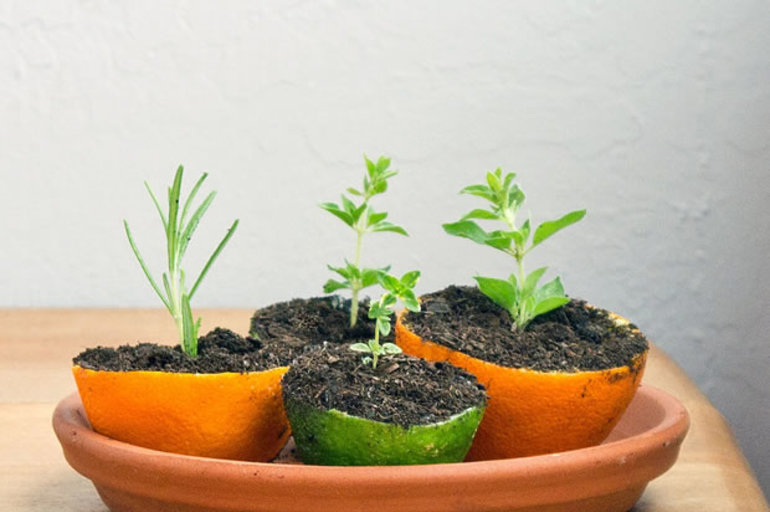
321 155 408 327
443 168 585 331
350 271 421 369
123 165 239 357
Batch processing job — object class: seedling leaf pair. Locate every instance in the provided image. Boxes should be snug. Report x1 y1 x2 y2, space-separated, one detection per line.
323 263 390 294
351 271 422 369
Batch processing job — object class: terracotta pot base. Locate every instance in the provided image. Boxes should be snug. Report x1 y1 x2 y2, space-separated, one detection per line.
53 385 688 512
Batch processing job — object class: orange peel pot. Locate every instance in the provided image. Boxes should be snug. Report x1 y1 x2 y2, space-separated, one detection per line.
72 365 290 461
396 314 647 460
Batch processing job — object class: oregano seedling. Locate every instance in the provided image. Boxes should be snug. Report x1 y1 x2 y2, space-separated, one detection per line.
443 168 585 331
350 270 421 368
321 155 408 327
123 165 239 357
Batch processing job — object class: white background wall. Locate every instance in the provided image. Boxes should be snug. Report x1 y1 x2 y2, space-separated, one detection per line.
1 0 768 496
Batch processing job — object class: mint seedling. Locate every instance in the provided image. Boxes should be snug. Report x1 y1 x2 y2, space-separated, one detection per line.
321 156 408 327
350 271 421 368
123 165 239 356
443 168 585 331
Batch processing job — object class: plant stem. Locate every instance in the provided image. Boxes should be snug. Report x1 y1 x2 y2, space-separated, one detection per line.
514 253 526 332
169 268 185 346
504 206 525 332
371 323 380 369
350 222 364 328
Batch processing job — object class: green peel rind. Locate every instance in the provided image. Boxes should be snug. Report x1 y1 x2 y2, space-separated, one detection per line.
285 398 485 466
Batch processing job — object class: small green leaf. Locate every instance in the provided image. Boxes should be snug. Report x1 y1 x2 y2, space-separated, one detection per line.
360 268 380 290
375 156 391 173
520 218 531 244
352 203 367 223
378 273 402 293
341 195 356 215
443 220 490 245
178 190 216 260
372 179 388 195
532 209 586 247
522 267 548 297
188 218 239 299
166 166 184 265
367 209 388 226
459 184 496 202
382 343 402 355
345 261 362 280
381 294 397 308
402 292 420 312
144 182 168 230
347 187 362 196
361 267 388 288
350 343 371 353
124 220 171 311
486 170 502 192
509 229 527 249
378 317 392 336
320 202 354 226
370 222 408 236
502 171 517 191
368 302 389 319
327 264 353 280
180 172 209 227
162 272 172 302
474 276 516 313
323 279 350 293
400 270 421 288
533 296 570 317
507 185 525 211
484 230 513 250
533 276 566 302
460 208 499 221
380 170 398 181
364 155 376 176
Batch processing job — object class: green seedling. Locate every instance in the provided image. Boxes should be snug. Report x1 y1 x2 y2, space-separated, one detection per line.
321 155 408 327
350 270 421 369
123 165 239 356
443 168 585 331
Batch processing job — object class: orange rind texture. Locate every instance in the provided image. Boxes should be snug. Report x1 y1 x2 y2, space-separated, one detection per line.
395 314 646 460
72 365 290 461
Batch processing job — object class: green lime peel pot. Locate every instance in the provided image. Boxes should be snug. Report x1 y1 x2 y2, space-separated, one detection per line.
285 399 486 466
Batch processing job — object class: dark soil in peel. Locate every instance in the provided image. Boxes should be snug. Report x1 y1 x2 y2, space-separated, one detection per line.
403 286 649 372
250 296 379 365
282 344 487 428
73 328 293 373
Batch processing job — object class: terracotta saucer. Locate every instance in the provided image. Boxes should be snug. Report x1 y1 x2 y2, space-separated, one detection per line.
53 385 688 512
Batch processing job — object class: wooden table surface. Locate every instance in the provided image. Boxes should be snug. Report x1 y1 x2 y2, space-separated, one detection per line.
0 309 767 511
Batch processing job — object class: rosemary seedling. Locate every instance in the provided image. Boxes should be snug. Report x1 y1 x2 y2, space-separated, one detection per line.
350 271 421 368
321 156 408 327
443 168 585 331
123 165 239 356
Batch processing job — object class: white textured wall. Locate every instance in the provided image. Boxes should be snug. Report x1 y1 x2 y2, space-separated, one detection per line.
1 0 768 495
